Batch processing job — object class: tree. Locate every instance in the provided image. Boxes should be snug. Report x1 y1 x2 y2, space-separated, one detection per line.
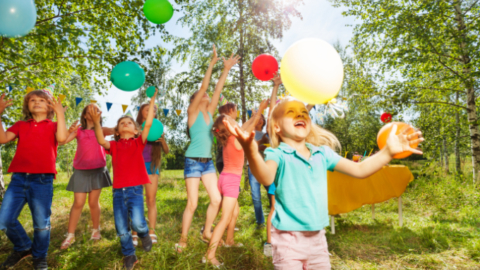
333 0 480 175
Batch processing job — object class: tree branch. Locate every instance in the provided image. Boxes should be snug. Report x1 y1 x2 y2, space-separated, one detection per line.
463 0 479 14
36 8 95 25
1 55 100 74
409 85 466 94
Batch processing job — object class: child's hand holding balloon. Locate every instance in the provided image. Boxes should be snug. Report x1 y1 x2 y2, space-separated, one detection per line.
0 94 13 115
272 73 282 87
383 124 424 158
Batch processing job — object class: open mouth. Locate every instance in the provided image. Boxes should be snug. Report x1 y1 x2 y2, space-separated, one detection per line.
294 121 306 128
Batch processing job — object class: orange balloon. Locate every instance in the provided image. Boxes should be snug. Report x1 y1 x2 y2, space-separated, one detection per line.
377 122 418 159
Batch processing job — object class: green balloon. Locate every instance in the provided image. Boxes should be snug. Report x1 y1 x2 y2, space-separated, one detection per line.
110 61 145 91
146 86 156 98
142 119 164 142
143 0 174 25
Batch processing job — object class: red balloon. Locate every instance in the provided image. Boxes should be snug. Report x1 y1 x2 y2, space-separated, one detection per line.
381 112 392 123
252 54 278 81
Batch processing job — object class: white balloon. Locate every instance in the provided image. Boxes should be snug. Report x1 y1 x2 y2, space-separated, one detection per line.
281 39 344 105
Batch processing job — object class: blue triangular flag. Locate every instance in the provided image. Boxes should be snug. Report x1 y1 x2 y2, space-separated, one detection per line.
247 110 252 118
137 106 140 111
106 102 113 111
75 97 83 106
163 109 169 117
7 86 12 92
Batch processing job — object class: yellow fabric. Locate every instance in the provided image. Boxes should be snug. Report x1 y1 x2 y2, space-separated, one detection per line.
328 165 414 215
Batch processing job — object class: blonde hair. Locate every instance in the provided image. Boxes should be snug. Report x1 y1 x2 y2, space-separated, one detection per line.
268 98 341 151
22 90 55 121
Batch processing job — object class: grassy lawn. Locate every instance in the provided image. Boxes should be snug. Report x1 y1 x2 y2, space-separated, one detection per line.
0 162 479 269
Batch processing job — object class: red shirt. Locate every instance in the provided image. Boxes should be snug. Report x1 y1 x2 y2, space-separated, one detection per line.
7 119 58 174
106 136 151 189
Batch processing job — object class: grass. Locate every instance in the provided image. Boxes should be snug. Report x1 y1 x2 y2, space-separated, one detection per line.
0 160 479 269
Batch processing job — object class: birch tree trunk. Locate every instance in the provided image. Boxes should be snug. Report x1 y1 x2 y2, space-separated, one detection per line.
454 2 480 179
455 92 461 173
443 136 449 174
0 153 4 203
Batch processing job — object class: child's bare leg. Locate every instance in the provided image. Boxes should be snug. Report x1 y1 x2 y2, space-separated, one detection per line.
88 189 102 237
267 195 275 243
67 193 87 233
225 201 239 245
178 178 201 247
206 197 237 265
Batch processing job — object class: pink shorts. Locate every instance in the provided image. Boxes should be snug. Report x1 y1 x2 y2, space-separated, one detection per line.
217 172 241 198
272 226 331 270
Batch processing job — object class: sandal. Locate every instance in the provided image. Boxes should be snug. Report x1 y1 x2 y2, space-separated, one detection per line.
224 242 243 248
150 234 157 244
90 228 102 241
174 243 185 253
202 257 224 268
132 235 138 247
60 233 75 250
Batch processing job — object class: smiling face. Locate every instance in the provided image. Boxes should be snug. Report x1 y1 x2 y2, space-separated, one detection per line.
272 100 311 142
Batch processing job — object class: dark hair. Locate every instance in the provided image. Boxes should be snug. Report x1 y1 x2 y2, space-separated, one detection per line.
258 113 266 129
81 104 102 129
114 116 141 141
219 103 237 115
22 90 55 120
211 115 230 147
136 103 162 173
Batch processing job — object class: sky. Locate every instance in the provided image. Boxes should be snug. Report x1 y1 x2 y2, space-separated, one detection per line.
96 0 357 128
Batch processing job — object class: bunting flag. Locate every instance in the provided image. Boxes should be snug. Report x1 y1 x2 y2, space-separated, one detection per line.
90 100 97 104
75 97 83 106
106 102 113 111
163 109 169 116
25 87 34 93
237 111 240 118
122 104 128 113
7 86 12 92
125 110 133 118
58 94 66 102
137 106 141 111
247 110 252 118
219 94 228 106
176 109 182 116
344 151 348 158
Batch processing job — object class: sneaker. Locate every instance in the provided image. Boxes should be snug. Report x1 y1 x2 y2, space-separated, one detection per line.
0 249 32 269
123 255 138 270
32 257 48 270
140 235 152 252
256 223 266 230
264 243 273 257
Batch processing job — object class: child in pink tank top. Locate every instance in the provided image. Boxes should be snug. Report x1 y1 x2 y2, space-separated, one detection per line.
204 99 269 267
60 104 115 249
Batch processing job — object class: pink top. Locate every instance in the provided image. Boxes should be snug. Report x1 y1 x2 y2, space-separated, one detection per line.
73 128 107 170
222 136 244 176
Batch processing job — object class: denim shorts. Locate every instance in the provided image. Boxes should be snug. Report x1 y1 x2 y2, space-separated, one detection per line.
145 162 160 175
184 157 216 178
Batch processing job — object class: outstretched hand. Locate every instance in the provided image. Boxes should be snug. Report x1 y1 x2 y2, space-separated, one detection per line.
87 104 102 124
272 72 282 86
68 120 80 133
0 94 13 115
47 97 66 115
258 99 270 112
386 124 424 157
223 54 241 71
211 44 220 64
223 119 258 155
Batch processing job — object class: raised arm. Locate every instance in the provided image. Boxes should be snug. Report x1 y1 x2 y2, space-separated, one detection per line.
207 54 241 114
88 106 110 149
188 45 220 114
306 104 315 111
102 127 115 136
269 73 282 119
141 89 158 143
60 120 80 145
224 120 277 186
0 94 16 144
241 99 269 133
334 125 424 178
50 97 68 144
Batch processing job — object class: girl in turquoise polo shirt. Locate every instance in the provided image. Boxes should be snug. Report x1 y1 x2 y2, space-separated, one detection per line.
224 97 424 269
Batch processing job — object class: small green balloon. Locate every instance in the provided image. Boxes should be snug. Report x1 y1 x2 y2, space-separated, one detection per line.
110 61 145 91
146 86 156 98
142 119 164 142
143 0 174 25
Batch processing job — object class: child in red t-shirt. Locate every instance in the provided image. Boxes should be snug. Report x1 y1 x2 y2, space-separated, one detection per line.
0 90 68 270
90 89 158 270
